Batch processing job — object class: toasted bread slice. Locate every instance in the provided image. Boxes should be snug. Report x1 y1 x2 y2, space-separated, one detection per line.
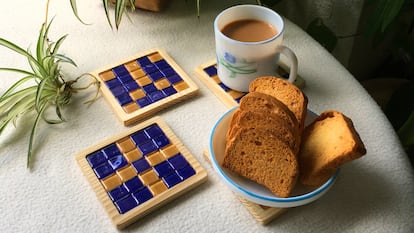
223 127 298 198
249 76 308 131
239 91 299 132
298 110 367 186
227 109 300 154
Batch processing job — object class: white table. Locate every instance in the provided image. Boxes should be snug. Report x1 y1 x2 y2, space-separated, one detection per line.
1 1 413 232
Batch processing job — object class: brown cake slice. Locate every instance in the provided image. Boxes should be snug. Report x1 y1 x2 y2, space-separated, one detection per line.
223 127 299 198
298 110 367 186
249 76 308 132
239 91 299 133
227 109 301 154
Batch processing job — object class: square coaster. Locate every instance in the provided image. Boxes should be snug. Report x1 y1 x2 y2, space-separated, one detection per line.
76 116 208 229
194 59 305 108
93 48 199 125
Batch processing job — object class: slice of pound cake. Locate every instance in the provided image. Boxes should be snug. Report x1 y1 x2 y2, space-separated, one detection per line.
298 110 367 186
239 91 300 133
223 127 299 198
226 109 301 154
249 76 308 132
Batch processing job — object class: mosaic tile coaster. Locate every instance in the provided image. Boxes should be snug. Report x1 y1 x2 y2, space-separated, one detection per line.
194 59 305 109
202 150 285 224
76 116 208 229
93 48 199 126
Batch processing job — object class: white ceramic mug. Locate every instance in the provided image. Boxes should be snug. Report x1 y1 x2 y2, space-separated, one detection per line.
214 4 298 92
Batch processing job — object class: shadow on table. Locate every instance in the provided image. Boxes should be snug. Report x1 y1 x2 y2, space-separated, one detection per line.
267 161 395 231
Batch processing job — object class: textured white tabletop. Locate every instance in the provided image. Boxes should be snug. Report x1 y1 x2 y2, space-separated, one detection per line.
1 1 413 232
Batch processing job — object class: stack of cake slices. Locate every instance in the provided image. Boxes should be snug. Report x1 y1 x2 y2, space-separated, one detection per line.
222 76 366 198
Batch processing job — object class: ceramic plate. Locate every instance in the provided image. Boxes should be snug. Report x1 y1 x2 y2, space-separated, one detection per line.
209 107 338 208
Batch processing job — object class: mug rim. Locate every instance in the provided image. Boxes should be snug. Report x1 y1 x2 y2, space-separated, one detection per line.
214 4 285 45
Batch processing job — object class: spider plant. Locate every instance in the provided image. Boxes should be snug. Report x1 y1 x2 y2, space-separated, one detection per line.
0 0 100 168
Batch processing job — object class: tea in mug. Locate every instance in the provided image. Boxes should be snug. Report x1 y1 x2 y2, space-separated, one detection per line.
221 19 277 42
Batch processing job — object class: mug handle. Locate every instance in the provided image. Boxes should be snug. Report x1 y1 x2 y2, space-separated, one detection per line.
275 45 298 83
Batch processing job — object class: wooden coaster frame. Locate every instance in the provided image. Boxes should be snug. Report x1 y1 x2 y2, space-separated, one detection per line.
92 48 199 126
76 116 208 229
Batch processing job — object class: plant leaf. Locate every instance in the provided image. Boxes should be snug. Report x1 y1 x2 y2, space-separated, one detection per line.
0 74 35 100
27 103 47 168
102 0 114 29
0 38 42 70
69 0 89 25
115 0 127 29
381 0 405 32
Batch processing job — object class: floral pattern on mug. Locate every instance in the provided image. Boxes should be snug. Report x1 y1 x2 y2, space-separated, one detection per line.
219 52 257 78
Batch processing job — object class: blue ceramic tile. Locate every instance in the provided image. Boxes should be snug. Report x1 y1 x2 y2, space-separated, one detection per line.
102 144 121 159
152 135 170 149
110 85 128 97
204 65 217 76
166 74 183 84
86 151 106 168
109 155 128 170
162 86 177 96
219 83 230 91
137 56 151 66
138 140 158 156
123 80 140 92
148 90 166 102
117 74 134 84
142 83 157 94
154 161 174 178
177 165 196 180
154 59 169 69
142 64 158 74
136 96 152 108
162 172 182 188
145 124 163 138
94 162 114 179
108 185 130 201
123 177 144 193
133 187 153 204
168 153 188 170
132 157 151 173
130 131 150 146
160 67 176 77
105 78 122 89
112 65 130 77
116 92 133 106
115 195 138 214
147 70 164 81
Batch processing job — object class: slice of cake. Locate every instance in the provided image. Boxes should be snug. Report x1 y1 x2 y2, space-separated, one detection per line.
249 76 308 132
298 110 367 186
239 91 299 133
227 109 300 154
223 127 298 198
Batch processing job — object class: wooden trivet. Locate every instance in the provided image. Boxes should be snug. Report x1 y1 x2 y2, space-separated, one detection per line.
76 116 208 229
92 48 199 126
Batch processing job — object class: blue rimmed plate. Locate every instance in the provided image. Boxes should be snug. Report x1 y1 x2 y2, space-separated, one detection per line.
209 107 338 208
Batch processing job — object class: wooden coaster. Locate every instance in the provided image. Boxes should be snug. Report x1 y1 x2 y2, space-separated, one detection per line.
202 150 286 224
194 59 305 108
92 48 199 126
76 116 208 229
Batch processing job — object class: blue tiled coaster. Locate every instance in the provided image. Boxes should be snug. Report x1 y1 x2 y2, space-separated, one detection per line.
194 60 305 109
76 116 207 229
93 48 199 126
